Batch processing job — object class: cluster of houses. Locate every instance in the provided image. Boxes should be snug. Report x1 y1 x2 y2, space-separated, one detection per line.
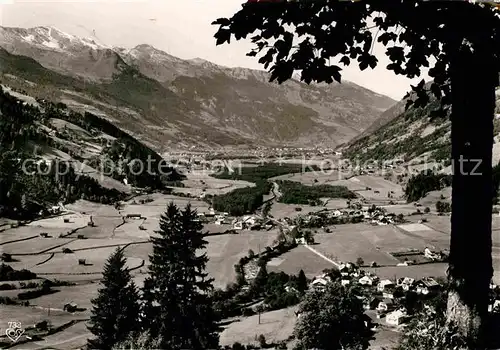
291 206 401 227
232 215 261 230
307 262 500 327
346 204 402 225
365 211 399 226
307 262 445 327
231 215 275 231
194 208 276 232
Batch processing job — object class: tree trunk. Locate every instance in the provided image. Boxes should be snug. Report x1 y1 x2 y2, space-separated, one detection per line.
447 41 498 346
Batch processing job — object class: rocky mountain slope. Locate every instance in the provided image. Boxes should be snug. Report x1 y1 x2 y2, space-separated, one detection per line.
343 86 500 166
0 25 395 150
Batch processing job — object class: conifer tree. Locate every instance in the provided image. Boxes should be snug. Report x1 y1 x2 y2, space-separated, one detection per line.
294 283 372 350
87 247 140 350
297 269 308 294
252 264 268 296
142 202 220 350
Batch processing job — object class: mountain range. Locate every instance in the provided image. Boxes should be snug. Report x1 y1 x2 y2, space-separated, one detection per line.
0 25 396 151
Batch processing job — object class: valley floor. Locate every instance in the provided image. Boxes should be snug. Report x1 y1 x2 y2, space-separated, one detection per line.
1 169 499 349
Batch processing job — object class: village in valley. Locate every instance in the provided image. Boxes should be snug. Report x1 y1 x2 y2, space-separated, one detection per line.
1 3 500 347
2 147 499 349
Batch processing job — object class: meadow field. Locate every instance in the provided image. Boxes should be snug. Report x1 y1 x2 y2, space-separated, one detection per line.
204 229 279 288
219 306 298 347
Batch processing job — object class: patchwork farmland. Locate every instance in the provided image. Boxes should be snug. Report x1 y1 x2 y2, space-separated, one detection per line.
1 164 497 349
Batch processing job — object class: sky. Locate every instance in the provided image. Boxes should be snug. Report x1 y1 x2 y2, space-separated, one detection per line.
0 0 429 100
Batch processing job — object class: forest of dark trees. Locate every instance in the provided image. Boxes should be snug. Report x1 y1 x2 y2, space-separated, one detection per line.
211 164 316 215
211 163 326 215
211 163 320 183
212 180 271 216
405 166 500 204
404 170 452 202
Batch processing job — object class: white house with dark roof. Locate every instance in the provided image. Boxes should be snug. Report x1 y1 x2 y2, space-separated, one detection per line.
377 279 395 292
377 299 395 312
398 277 416 291
359 275 375 286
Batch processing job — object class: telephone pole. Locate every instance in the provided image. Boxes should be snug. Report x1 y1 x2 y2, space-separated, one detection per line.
258 243 261 325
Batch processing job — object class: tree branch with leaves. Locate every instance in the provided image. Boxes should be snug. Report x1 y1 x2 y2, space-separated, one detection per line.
213 0 500 346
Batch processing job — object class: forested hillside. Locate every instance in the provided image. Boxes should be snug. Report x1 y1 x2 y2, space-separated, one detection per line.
344 98 451 164
0 87 182 219
344 87 500 165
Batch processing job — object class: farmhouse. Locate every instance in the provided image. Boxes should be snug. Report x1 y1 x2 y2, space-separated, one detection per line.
359 275 375 286
416 278 440 295
214 215 230 225
242 215 259 226
310 278 328 291
489 300 500 313
215 218 223 225
398 277 416 291
377 299 395 312
364 297 382 310
233 221 244 230
424 248 440 260
49 205 61 214
310 274 332 291
386 309 408 326
377 279 395 292
339 262 358 277
383 291 395 299
126 213 142 219
63 302 78 312
205 207 216 217
295 237 307 245
285 285 299 295
263 219 275 230
332 210 342 217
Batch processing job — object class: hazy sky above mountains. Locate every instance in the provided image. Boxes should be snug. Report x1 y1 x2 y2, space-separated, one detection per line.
0 0 429 100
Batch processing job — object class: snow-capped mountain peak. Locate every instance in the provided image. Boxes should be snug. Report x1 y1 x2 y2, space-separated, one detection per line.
0 25 120 81
0 25 109 53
